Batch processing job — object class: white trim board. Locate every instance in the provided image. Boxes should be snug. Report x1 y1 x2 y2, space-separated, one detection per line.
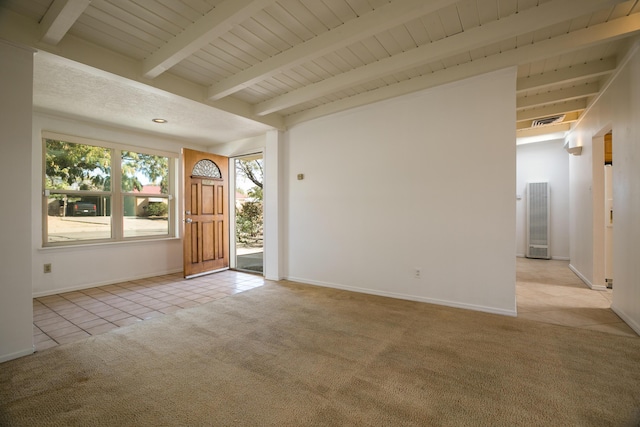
286 276 518 318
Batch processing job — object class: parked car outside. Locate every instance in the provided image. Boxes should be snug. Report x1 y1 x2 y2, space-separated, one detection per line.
72 201 97 216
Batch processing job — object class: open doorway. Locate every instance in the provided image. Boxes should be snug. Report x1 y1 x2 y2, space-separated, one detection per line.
233 154 264 274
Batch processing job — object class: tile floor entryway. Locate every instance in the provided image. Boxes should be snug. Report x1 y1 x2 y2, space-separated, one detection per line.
33 258 637 352
33 270 265 351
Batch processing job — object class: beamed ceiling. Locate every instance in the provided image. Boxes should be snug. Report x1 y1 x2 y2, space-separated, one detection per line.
1 0 639 145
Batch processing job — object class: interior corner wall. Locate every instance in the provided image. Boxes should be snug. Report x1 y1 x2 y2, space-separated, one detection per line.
516 140 570 259
0 40 34 362
567 42 640 333
31 113 207 297
284 68 517 316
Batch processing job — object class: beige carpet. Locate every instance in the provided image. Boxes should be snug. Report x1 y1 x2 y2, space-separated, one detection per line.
1 281 639 426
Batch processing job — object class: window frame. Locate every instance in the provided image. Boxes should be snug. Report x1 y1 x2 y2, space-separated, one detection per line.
42 131 177 247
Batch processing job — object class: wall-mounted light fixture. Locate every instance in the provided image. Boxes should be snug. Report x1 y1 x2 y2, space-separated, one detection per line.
152 118 168 124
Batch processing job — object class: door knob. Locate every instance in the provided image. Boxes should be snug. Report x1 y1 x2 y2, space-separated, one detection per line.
185 218 193 223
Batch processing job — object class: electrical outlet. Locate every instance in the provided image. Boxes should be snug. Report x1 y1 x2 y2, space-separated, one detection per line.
44 263 52 274
414 268 421 279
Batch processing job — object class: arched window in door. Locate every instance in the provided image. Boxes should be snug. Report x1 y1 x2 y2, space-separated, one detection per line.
192 159 221 179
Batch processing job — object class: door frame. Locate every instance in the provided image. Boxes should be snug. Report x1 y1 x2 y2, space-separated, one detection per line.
229 151 265 274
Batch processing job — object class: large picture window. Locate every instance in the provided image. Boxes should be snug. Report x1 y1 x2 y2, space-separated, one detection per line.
43 134 175 246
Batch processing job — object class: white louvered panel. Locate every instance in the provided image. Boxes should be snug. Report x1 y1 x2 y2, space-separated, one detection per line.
526 182 551 259
438 4 463 37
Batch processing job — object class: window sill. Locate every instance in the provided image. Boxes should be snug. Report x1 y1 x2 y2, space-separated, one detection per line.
38 237 181 252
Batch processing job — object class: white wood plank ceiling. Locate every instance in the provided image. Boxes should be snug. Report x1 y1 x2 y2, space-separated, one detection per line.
1 0 639 143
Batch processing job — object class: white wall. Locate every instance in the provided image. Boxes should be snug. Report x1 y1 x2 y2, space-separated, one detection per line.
31 113 209 297
516 140 570 259
0 40 35 362
284 68 517 316
567 42 640 333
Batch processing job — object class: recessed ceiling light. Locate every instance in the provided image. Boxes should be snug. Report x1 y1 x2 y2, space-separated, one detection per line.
152 118 168 123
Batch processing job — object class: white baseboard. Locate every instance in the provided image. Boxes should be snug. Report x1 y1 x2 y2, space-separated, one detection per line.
568 264 607 290
286 276 517 317
32 268 183 298
611 305 640 336
0 346 34 363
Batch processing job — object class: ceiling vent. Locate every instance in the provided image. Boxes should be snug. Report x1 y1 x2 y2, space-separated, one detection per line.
532 114 565 127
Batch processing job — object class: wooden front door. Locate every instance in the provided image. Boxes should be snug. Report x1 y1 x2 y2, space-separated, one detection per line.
183 148 229 278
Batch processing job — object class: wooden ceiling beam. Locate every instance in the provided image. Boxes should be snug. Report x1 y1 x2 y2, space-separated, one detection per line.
516 82 600 110
517 57 617 93
142 0 275 79
206 0 460 100
255 0 622 116
40 0 91 45
516 99 587 121
285 13 640 127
